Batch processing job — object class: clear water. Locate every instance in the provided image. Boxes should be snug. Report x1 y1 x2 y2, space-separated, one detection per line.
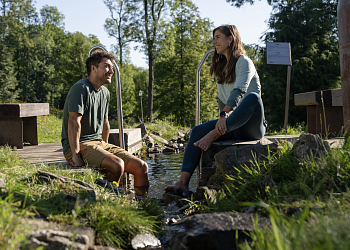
145 152 197 199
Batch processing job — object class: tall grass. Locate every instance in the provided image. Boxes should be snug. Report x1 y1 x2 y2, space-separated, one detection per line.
0 146 162 249
195 136 350 249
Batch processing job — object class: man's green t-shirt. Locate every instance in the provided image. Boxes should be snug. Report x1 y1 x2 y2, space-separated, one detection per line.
61 78 110 154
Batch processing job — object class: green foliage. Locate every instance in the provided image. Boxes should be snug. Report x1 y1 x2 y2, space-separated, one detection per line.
154 0 216 126
37 107 63 143
259 0 340 129
202 137 350 213
240 206 350 250
0 45 19 102
103 0 136 67
0 195 32 250
83 200 157 248
0 145 161 248
266 122 307 135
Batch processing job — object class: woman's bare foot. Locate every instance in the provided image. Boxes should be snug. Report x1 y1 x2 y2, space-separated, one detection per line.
164 172 191 193
164 181 189 193
194 129 221 151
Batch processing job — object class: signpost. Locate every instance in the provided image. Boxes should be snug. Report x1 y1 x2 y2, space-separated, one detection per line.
266 42 292 131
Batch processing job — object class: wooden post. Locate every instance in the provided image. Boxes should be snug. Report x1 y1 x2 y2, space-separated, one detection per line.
284 65 292 132
338 0 350 136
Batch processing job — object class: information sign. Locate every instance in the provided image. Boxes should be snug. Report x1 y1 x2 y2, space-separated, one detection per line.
266 42 292 66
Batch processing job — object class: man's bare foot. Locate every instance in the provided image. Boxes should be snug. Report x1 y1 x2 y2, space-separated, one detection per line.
194 129 221 151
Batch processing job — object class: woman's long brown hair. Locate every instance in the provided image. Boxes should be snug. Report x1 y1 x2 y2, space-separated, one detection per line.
210 25 247 84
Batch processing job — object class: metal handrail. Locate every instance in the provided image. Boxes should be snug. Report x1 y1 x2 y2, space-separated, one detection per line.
196 49 215 126
88 45 125 149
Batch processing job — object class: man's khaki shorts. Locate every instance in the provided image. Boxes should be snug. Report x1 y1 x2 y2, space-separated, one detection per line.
64 140 134 168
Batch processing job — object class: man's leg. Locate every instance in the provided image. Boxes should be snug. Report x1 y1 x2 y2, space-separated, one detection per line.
101 142 149 196
124 157 149 196
99 154 124 183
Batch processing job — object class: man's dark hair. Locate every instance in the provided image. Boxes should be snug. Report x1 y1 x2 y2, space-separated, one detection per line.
86 51 116 76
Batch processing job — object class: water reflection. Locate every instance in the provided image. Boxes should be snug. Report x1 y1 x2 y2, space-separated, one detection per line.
145 152 197 199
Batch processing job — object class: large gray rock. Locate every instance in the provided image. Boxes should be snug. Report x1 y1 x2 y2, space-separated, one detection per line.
169 212 270 250
23 229 91 250
149 133 169 144
214 137 275 179
0 178 5 193
143 135 155 148
291 133 330 160
131 234 161 249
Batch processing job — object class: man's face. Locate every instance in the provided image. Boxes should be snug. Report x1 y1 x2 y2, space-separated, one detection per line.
95 57 114 85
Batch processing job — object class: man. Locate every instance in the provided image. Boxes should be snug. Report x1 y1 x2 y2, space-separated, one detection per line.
61 51 149 196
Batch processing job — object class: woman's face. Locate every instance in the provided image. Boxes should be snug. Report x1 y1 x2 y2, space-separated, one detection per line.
212 30 233 58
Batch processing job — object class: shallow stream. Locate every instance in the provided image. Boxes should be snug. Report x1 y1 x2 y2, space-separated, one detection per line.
127 152 198 199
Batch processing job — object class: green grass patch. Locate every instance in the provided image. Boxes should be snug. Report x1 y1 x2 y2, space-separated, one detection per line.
0 146 162 249
37 107 63 143
191 137 350 249
266 122 307 135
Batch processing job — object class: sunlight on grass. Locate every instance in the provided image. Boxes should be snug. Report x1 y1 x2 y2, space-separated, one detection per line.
37 107 63 143
0 145 161 249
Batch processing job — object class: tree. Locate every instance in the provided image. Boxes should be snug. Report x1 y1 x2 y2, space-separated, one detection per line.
104 0 136 68
259 0 340 128
129 0 166 122
154 0 216 126
29 5 65 105
225 0 280 8
0 44 19 101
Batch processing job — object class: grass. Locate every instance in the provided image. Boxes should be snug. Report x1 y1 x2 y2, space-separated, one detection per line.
36 107 350 249
187 136 350 249
0 146 163 249
37 107 63 143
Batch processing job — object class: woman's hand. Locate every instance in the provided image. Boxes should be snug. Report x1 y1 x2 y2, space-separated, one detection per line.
215 117 227 135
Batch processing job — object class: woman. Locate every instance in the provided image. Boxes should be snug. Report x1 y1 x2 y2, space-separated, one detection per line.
165 24 266 194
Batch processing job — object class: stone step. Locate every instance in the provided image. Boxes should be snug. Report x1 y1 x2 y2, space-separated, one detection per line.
108 128 143 154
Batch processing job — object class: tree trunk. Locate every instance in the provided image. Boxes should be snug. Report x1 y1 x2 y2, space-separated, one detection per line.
148 52 154 122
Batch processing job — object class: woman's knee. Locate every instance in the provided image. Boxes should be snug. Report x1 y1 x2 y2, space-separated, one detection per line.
245 92 260 104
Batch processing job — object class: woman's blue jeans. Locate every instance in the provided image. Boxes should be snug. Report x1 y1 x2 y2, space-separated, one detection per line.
182 92 266 174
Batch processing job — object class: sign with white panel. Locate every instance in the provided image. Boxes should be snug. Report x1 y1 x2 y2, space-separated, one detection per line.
266 42 292 66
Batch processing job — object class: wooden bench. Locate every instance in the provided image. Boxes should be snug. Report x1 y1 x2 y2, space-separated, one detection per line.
0 103 49 149
294 89 343 136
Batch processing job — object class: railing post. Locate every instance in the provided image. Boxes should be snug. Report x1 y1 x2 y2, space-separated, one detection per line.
196 49 215 126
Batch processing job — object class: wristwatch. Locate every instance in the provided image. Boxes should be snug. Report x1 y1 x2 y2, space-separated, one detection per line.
220 111 229 118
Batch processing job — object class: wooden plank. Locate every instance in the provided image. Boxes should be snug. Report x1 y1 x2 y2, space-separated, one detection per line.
332 88 343 106
0 117 23 149
307 105 343 136
0 104 20 117
19 103 49 117
0 103 49 117
294 91 318 106
315 89 332 105
295 89 343 107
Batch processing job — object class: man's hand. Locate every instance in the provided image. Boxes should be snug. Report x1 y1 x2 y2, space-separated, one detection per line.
70 153 84 167
215 117 227 135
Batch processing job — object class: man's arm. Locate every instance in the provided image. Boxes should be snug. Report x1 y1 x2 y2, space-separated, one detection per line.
102 118 110 143
68 111 84 166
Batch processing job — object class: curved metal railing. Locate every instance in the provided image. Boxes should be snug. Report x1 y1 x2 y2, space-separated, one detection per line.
196 49 215 126
88 45 125 150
